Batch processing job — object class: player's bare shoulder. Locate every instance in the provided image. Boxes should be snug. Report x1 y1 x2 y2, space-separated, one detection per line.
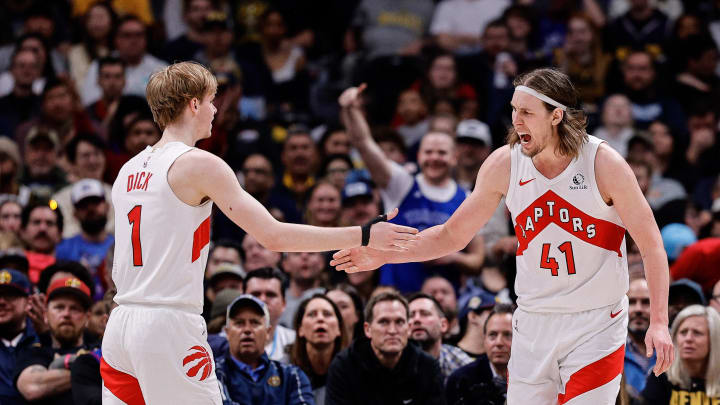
594 142 635 204
168 148 230 206
476 145 512 197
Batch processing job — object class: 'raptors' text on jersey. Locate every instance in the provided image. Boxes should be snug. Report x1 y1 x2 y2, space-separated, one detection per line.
111 142 212 314
506 136 629 313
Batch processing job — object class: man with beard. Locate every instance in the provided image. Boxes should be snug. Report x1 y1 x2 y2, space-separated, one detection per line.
52 134 115 239
624 277 655 400
446 304 513 405
455 119 492 191
333 69 675 403
15 277 94 405
408 293 472 380
20 129 68 200
20 201 63 283
0 269 39 405
56 179 114 301
340 85 484 293
278 252 325 328
326 291 444 405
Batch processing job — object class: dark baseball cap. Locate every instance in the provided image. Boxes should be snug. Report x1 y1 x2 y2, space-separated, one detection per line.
0 269 31 296
341 181 374 205
227 294 270 327
46 277 93 309
669 279 707 306
459 291 497 320
0 248 29 274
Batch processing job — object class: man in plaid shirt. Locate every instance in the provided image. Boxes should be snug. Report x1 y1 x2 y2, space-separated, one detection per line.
408 293 473 380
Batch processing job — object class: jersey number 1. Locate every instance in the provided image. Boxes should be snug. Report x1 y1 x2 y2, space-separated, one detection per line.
540 242 576 276
128 205 143 266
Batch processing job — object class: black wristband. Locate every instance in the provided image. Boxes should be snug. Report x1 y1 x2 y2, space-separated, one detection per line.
361 214 388 246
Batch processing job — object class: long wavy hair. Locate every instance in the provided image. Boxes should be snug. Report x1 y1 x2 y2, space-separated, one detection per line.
505 68 588 159
290 294 348 378
667 305 720 397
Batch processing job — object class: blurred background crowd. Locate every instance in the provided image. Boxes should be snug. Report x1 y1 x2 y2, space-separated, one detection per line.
0 0 719 404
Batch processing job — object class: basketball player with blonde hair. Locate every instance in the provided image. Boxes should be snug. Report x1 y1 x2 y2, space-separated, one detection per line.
332 68 674 404
100 62 418 404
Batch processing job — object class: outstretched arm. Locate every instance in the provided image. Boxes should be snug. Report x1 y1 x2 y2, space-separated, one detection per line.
595 143 673 376
339 85 394 188
332 146 510 271
170 150 418 253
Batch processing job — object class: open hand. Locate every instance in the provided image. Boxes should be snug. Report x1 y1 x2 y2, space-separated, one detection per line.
367 208 419 252
645 321 674 376
331 247 386 273
338 83 366 109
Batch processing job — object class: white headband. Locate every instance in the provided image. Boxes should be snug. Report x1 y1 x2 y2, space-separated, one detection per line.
515 85 567 111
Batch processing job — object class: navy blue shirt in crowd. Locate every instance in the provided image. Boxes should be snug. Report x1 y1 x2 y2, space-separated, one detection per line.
380 178 467 292
0 320 37 405
215 350 315 405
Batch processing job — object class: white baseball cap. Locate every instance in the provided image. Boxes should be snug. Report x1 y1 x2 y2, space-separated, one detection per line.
456 119 492 148
71 179 105 205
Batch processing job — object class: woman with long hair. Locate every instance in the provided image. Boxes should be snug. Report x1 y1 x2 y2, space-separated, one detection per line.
68 2 117 87
326 283 364 343
290 294 347 405
640 305 720 404
304 180 342 227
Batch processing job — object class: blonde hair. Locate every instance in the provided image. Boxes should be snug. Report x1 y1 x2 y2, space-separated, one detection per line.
506 68 588 159
667 305 720 397
145 62 217 129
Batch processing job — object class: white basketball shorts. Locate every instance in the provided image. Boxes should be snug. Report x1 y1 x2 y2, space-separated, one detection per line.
100 305 223 404
507 295 628 404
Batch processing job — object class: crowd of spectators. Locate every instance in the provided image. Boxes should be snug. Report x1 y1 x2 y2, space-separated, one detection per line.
0 0 720 404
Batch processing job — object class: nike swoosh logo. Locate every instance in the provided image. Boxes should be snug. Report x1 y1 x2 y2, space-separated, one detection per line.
519 178 536 186
610 309 623 318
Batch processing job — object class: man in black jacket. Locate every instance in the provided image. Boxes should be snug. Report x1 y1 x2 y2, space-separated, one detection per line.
326 291 445 405
445 304 514 405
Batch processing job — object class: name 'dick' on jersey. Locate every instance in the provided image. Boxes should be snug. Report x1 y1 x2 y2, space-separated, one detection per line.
506 136 629 313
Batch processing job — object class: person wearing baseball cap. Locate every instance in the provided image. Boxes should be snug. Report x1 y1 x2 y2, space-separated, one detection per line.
0 269 39 405
215 294 314 405
55 179 114 301
340 180 381 226
455 119 492 190
457 291 497 358
207 263 245 299
15 276 95 405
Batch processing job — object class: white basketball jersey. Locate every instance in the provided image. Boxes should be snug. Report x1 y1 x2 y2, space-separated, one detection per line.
506 135 628 313
111 142 212 314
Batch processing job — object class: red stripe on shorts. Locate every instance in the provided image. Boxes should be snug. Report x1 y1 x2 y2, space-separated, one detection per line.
557 345 625 404
100 358 146 405
192 216 211 262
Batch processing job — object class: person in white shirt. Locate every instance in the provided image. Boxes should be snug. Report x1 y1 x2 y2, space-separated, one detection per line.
81 16 167 106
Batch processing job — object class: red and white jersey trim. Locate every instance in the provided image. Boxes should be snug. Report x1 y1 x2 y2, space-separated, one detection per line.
506 136 629 313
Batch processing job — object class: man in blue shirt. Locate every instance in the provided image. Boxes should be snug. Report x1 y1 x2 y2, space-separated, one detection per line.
56 179 114 300
624 277 656 400
215 294 315 405
340 85 484 292
0 269 38 405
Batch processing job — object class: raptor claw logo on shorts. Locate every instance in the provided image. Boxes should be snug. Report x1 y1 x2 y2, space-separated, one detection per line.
183 345 213 382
